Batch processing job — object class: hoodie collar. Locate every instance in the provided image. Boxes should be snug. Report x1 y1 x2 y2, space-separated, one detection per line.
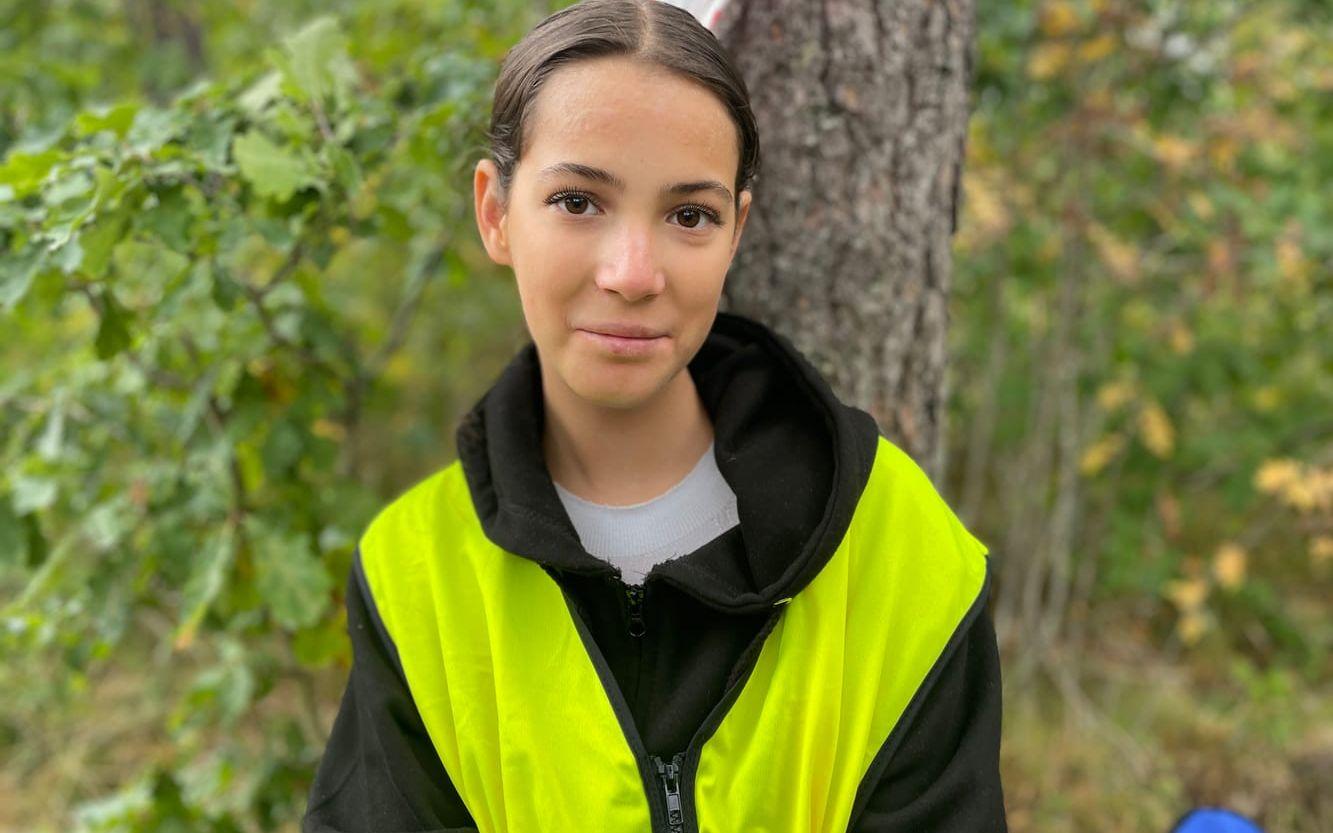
454 311 880 614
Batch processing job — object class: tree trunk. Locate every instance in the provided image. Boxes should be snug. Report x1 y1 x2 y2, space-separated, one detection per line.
713 0 976 481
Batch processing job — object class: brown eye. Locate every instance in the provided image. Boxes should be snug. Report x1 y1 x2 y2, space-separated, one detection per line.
670 204 722 230
545 189 601 216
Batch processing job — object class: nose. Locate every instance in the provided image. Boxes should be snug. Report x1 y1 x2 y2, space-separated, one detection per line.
594 218 665 302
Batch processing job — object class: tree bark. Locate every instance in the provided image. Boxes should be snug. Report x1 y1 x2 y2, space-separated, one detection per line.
713 0 976 480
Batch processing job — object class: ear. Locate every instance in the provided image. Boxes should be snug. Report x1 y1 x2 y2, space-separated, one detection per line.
474 159 512 266
729 189 752 261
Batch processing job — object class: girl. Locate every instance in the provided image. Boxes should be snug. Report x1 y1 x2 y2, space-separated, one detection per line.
302 1 1005 830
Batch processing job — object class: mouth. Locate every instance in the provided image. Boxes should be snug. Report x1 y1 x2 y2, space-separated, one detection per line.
575 327 670 357
579 322 669 339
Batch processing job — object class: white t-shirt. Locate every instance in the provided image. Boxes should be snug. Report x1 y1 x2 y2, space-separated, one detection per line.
552 439 740 585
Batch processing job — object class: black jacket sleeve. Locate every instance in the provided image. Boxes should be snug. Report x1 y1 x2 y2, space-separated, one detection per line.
847 588 1008 832
301 552 478 833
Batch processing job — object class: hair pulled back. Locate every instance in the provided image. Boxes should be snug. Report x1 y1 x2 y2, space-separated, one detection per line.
486 0 760 212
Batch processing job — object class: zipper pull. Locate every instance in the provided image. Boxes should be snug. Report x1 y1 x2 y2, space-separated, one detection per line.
625 583 646 637
652 754 685 832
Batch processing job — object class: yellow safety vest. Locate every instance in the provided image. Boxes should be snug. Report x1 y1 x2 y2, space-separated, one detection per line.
358 433 989 832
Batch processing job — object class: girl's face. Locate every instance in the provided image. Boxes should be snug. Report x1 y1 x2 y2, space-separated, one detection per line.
474 55 751 411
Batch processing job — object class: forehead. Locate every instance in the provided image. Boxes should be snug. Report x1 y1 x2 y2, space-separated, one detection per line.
519 56 738 187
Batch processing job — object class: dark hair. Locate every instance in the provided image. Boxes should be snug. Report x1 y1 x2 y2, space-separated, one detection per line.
486 0 760 214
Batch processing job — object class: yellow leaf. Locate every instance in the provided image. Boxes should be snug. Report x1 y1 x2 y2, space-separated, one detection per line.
1254 458 1301 494
1039 1 1081 37
1137 401 1175 458
1310 536 1333 568
1028 43 1073 80
1153 134 1197 172
1166 577 1208 612
1187 192 1215 221
1096 380 1136 412
1167 319 1194 355
967 119 995 165
311 418 347 443
1276 224 1311 293
1080 432 1126 476
1312 468 1333 511
1280 470 1323 512
383 351 414 384
1177 611 1208 646
961 174 1011 242
1077 33 1117 64
1250 385 1281 413
1088 222 1140 283
1212 543 1247 590
1208 137 1239 173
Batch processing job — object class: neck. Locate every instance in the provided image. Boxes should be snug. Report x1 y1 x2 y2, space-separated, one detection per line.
541 367 714 507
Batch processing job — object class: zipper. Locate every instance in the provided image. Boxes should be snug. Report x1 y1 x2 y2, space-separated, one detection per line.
625 583 646 637
673 607 784 832
558 576 785 832
651 752 686 832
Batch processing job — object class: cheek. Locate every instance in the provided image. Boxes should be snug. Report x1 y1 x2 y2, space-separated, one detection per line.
513 252 583 333
678 247 731 303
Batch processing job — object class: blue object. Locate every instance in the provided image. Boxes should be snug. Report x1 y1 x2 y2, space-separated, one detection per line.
1171 808 1264 833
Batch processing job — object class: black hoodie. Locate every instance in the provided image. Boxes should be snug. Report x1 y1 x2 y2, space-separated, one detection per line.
302 311 1006 832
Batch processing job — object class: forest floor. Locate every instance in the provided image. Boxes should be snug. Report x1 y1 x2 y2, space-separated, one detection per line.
1000 636 1331 833
3 622 1329 832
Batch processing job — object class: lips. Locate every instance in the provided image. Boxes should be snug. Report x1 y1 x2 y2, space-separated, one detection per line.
575 325 669 357
578 322 668 339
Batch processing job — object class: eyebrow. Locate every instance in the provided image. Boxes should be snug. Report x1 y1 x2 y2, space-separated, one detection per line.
537 161 734 205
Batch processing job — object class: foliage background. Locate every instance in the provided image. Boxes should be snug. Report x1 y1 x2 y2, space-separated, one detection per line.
1 0 1328 830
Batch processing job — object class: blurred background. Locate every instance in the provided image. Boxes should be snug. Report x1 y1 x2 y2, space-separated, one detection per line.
0 0 1328 830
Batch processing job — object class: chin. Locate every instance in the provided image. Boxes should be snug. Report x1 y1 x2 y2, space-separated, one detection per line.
565 364 673 411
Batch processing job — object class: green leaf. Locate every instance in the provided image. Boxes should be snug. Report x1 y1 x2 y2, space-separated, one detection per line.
11 474 57 514
231 131 316 201
92 289 133 359
292 613 348 668
0 247 47 311
0 496 24 569
77 211 129 278
0 149 64 199
44 169 94 206
51 238 83 274
260 419 304 476
36 390 65 461
175 524 237 650
111 238 190 307
182 113 237 174
74 102 140 139
238 71 284 115
325 144 363 194
135 187 195 251
209 261 241 312
277 16 356 107
249 519 331 631
125 106 191 154
83 498 130 553
176 642 254 729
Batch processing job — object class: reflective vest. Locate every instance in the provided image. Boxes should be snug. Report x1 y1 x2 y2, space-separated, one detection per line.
358 433 989 832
